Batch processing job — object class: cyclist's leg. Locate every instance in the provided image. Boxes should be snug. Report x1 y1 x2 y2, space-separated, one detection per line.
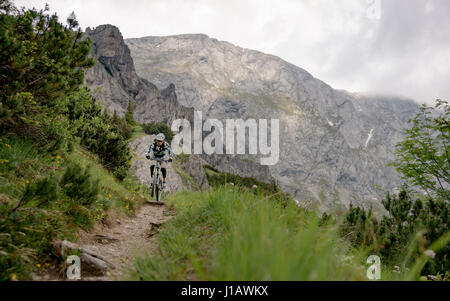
160 160 167 181
150 164 155 177
150 164 156 188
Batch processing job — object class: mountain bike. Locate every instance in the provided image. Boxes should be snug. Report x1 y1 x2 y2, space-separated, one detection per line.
149 158 171 202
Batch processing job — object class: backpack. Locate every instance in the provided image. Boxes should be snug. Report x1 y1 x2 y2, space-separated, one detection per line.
151 139 168 157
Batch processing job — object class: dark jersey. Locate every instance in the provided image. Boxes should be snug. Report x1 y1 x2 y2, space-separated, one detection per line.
147 139 174 158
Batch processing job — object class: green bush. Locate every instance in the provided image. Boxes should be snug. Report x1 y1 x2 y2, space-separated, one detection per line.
340 189 449 276
125 101 136 126
59 163 99 207
112 110 133 140
392 100 449 201
142 122 174 143
0 200 70 281
113 165 129 182
18 175 59 209
0 3 94 146
67 88 132 179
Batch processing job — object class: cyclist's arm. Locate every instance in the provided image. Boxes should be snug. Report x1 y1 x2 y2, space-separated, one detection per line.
166 142 175 158
146 141 155 157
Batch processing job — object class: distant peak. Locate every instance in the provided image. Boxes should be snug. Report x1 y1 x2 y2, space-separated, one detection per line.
86 24 121 34
128 33 210 41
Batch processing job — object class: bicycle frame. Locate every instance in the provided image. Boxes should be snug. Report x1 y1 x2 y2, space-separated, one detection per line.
150 158 169 202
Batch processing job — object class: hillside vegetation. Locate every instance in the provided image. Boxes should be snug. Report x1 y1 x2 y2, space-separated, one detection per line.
0 2 148 280
129 185 449 281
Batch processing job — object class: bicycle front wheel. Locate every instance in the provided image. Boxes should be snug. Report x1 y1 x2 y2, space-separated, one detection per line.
156 184 162 202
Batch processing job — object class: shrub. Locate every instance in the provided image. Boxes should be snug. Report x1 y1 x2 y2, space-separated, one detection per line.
0 3 94 147
112 110 133 140
392 100 449 201
0 200 69 281
59 163 99 207
67 88 132 179
143 122 174 143
125 101 136 126
17 175 59 209
341 189 449 276
113 165 129 181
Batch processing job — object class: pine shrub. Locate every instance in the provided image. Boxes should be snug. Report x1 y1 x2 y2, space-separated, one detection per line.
60 163 99 207
142 122 174 143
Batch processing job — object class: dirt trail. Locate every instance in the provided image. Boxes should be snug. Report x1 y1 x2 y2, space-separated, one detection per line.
33 135 182 281
76 135 182 280
76 201 175 280
32 201 174 281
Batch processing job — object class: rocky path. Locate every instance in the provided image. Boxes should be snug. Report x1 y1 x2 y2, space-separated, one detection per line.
34 135 184 281
70 135 183 280
76 201 175 280
32 201 175 281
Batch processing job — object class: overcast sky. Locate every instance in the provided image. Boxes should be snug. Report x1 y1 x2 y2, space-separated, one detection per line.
15 0 450 104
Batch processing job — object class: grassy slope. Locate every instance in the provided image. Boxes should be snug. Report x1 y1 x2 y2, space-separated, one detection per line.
128 186 370 281
0 133 149 280
128 184 445 281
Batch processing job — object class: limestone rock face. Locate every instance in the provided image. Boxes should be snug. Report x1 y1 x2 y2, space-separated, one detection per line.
83 25 193 125
175 155 210 191
125 34 420 211
83 25 271 191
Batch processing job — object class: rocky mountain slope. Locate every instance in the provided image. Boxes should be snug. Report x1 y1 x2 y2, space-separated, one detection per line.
83 25 272 190
83 25 193 125
125 34 420 211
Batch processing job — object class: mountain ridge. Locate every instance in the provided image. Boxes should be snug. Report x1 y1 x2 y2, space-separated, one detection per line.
125 32 421 211
83 24 274 186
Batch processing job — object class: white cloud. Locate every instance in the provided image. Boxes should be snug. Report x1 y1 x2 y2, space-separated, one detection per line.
14 0 450 104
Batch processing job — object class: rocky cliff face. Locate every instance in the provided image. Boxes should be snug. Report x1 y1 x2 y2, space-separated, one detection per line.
83 25 273 190
125 34 420 211
83 25 193 125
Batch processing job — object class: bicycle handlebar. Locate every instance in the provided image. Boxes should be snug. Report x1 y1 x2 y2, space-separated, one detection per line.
155 158 172 163
145 155 173 163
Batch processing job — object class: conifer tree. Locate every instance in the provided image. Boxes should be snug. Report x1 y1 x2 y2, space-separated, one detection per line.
125 101 135 126
0 1 94 129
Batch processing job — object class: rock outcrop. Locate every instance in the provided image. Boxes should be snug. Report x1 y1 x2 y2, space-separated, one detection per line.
83 25 193 125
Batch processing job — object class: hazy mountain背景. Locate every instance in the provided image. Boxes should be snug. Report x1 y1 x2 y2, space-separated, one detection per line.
123 33 420 211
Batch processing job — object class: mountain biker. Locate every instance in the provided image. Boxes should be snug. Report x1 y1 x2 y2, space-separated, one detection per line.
145 133 174 190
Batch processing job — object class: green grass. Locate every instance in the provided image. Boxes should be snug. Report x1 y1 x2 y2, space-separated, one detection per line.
130 124 147 140
128 186 369 281
0 134 150 281
204 164 290 202
128 185 448 281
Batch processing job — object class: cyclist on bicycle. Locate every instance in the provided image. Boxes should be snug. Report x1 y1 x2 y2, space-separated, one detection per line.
145 133 174 190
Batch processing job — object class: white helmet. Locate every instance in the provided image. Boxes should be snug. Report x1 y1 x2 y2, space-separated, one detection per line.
156 133 165 141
